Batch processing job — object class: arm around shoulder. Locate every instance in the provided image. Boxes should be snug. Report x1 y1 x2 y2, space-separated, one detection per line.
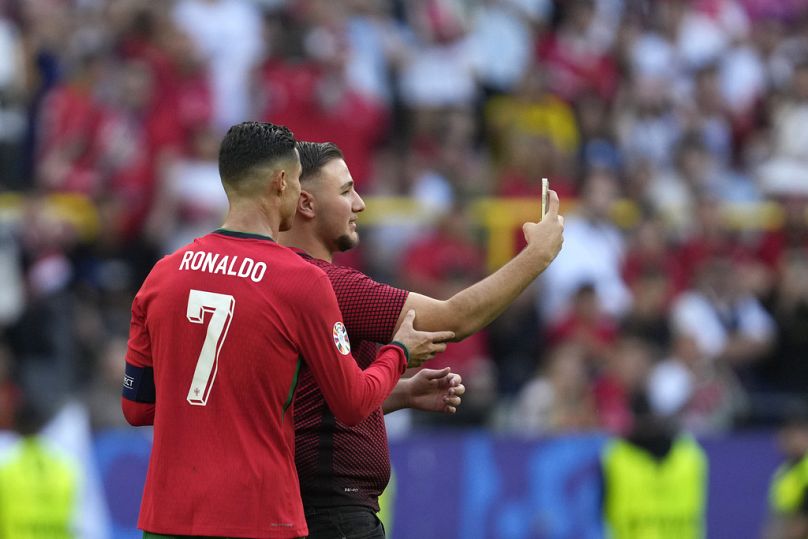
296 273 408 426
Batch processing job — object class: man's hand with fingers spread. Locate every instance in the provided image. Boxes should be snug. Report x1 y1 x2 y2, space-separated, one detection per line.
405 367 465 414
391 309 455 368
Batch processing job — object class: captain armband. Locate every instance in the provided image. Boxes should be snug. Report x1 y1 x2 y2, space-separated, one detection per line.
123 363 156 403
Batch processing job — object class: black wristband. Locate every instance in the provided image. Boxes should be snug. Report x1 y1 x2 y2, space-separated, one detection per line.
390 340 410 366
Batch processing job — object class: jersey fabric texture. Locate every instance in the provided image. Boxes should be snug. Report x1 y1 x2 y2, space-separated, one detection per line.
292 249 409 512
123 231 407 538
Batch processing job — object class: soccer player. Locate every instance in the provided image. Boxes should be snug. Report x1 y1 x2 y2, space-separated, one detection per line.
279 141 565 538
121 122 454 539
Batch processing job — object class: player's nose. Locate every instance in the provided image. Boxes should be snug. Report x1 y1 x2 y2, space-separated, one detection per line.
353 192 366 213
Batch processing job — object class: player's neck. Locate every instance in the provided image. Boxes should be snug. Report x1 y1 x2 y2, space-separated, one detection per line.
279 227 333 262
221 200 279 240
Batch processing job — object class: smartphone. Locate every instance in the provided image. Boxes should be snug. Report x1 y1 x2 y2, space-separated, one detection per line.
541 177 550 218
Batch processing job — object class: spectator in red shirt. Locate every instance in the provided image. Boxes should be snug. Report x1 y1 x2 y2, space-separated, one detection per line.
95 59 184 240
594 336 654 435
622 215 687 299
536 0 618 102
117 8 214 150
257 14 388 190
756 195 808 273
399 204 486 299
547 282 619 367
36 52 106 195
675 194 754 288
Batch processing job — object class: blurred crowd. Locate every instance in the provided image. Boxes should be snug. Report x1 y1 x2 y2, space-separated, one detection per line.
1 0 808 439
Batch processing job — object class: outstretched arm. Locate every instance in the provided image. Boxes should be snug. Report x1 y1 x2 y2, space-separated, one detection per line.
383 367 465 414
394 190 565 341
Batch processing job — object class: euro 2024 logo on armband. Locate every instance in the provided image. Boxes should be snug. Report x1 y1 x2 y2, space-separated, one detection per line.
333 322 351 355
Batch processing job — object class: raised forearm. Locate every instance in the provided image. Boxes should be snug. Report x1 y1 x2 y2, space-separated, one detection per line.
398 199 563 340
443 244 552 339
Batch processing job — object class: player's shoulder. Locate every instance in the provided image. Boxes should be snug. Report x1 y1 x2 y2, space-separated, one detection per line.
297 253 366 280
252 249 330 301
306 259 390 300
295 258 330 283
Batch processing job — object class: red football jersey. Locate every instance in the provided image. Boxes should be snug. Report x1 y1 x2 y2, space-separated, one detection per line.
124 230 407 538
291 249 408 512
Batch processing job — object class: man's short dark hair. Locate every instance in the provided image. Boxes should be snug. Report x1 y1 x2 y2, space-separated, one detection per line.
218 122 297 185
298 141 344 182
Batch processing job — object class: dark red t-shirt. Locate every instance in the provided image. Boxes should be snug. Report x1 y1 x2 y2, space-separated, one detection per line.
292 249 408 512
125 231 406 538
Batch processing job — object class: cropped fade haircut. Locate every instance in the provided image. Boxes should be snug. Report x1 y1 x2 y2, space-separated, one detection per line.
298 141 344 182
218 122 298 186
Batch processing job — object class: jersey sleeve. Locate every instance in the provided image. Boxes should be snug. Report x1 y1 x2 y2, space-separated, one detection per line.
328 265 409 344
296 273 407 426
122 293 155 426
125 294 152 369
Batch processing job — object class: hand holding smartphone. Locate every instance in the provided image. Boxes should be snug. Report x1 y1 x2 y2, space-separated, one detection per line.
541 177 550 218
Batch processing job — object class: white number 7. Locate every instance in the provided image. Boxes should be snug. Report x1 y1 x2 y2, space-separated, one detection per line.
186 289 235 406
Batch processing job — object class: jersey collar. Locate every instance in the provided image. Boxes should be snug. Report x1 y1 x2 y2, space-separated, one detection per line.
288 246 313 259
214 228 276 242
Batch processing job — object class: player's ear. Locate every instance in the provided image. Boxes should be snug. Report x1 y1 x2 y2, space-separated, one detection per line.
297 189 316 219
270 169 286 196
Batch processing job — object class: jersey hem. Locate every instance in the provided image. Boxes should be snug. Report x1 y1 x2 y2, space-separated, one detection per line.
141 524 308 539
302 497 380 513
